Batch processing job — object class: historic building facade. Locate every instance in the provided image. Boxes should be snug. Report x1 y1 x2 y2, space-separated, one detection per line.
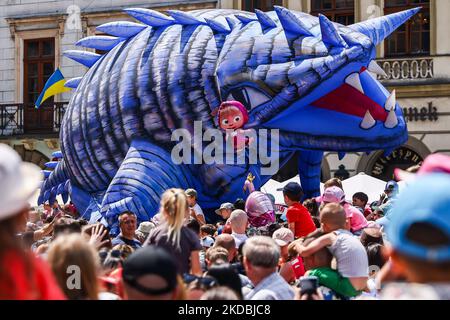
0 0 217 164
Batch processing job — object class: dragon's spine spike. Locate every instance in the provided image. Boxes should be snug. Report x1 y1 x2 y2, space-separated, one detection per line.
235 14 257 25
166 10 204 25
45 161 59 169
274 6 312 36
349 7 421 45
64 77 82 89
96 21 146 38
124 8 174 27
76 35 123 51
64 50 102 68
254 9 277 29
318 14 348 48
225 16 237 30
42 170 52 179
52 151 63 158
204 18 231 34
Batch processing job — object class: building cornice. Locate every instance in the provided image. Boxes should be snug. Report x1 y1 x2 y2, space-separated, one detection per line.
6 14 67 39
386 83 450 98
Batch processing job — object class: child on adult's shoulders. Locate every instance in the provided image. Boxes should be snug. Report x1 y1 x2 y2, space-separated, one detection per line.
319 186 369 235
295 203 369 298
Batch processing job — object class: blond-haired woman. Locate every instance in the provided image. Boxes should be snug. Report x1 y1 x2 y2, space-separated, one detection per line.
47 233 101 300
145 188 202 276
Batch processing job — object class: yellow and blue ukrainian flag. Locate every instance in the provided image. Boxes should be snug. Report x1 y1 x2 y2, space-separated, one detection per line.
35 68 71 109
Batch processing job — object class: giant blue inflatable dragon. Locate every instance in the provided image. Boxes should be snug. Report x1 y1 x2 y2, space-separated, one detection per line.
39 6 418 234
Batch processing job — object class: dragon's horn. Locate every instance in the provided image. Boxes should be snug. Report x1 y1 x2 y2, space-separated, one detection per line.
205 18 231 34
64 77 82 89
225 16 237 29
166 10 204 25
96 21 146 38
349 7 421 46
63 50 102 68
318 14 348 48
274 6 312 36
254 9 277 29
235 14 257 25
75 35 123 51
124 8 174 27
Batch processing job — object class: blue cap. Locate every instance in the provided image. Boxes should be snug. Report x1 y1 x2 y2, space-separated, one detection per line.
277 182 303 196
387 173 450 262
385 180 398 192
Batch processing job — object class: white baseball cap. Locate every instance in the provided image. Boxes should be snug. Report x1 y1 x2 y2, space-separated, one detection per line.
201 236 215 248
0 144 43 221
272 227 294 246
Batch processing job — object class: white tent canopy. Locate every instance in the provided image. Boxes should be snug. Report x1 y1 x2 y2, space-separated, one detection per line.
262 172 388 205
261 175 325 204
341 172 387 203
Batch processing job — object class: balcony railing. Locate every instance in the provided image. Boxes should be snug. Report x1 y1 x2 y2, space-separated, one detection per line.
376 57 434 81
0 102 68 137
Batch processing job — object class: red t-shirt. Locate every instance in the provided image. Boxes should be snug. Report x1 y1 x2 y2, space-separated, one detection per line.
286 203 316 238
0 250 66 300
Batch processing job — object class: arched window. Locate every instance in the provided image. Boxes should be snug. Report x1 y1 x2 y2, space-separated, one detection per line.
311 0 355 25
384 0 430 56
241 0 283 12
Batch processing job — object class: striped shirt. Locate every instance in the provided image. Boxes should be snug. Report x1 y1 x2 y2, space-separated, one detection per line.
328 229 369 278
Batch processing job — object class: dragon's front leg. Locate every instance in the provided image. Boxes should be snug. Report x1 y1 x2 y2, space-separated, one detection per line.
298 150 324 200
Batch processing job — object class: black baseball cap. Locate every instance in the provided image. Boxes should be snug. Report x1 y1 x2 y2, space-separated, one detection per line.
277 182 303 196
122 246 178 296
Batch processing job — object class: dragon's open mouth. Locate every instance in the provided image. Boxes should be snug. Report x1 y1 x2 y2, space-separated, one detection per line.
311 64 397 130
262 60 407 151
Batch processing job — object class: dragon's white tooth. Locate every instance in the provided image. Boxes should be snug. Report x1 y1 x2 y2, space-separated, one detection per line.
385 90 396 111
345 73 364 94
368 60 388 78
360 110 376 130
385 107 398 129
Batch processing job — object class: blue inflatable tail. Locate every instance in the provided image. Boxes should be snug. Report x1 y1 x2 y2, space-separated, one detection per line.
38 159 71 205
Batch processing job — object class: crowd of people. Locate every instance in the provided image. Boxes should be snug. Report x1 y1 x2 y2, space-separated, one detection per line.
0 143 449 300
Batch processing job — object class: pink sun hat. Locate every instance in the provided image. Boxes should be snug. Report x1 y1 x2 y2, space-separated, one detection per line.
395 153 450 182
316 186 346 204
